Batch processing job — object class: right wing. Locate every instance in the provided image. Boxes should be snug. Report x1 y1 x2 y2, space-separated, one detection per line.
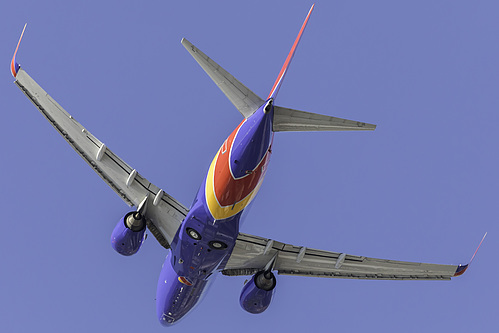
181 38 264 119
221 233 465 280
13 59 186 249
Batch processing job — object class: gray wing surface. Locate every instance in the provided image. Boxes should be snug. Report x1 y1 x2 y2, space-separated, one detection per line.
222 233 460 280
181 38 264 118
273 106 377 132
14 68 187 249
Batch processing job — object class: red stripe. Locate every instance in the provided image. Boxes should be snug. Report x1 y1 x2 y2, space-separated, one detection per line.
11 24 27 78
178 276 192 286
267 4 315 99
213 121 271 207
10 59 16 78
453 265 468 277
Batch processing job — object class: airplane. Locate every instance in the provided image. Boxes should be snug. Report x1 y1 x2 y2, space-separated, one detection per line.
10 4 483 327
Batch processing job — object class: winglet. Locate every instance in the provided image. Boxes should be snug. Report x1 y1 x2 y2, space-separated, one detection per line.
268 4 315 100
11 23 27 78
453 232 487 277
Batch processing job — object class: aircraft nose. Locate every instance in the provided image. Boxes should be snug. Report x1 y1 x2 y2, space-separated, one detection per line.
158 312 178 327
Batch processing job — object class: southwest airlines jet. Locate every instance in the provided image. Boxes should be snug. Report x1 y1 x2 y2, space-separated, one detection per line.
11 5 482 327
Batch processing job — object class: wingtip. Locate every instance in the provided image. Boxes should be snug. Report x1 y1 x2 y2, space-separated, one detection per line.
453 232 487 278
453 264 468 277
11 23 27 78
181 38 194 51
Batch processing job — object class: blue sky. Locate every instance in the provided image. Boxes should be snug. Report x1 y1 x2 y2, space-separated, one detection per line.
1 1 497 332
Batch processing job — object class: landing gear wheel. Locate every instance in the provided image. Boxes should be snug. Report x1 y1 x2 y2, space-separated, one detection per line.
208 241 227 250
186 228 202 240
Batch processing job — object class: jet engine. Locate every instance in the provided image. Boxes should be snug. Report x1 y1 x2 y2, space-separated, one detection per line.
239 270 276 314
111 211 146 256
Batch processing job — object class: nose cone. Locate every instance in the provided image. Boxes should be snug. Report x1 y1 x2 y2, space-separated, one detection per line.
156 255 186 326
158 313 179 327
156 253 210 326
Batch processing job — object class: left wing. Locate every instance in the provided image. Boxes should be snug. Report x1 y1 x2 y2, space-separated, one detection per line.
221 233 466 280
11 28 186 249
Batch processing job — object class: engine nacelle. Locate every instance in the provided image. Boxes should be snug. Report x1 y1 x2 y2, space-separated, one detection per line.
239 271 276 314
111 211 146 256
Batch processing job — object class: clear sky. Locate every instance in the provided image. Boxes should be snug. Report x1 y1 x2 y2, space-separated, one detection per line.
1 1 497 332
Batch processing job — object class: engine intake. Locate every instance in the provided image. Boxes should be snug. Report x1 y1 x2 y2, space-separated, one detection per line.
111 211 146 256
239 271 276 314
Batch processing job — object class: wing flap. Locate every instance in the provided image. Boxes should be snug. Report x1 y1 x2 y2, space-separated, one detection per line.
221 233 459 281
181 38 264 118
14 68 187 248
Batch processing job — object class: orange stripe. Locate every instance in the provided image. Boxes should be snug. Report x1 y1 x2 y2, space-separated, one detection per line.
11 24 27 78
10 60 16 78
178 276 192 286
214 145 270 207
212 120 270 207
204 121 272 220
267 4 315 99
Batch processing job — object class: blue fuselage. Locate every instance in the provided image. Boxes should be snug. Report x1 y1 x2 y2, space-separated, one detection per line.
156 102 274 326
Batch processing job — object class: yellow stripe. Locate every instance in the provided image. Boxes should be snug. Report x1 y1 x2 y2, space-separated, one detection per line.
204 149 264 220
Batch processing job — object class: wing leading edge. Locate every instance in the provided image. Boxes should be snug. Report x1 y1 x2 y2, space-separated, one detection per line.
181 38 264 119
273 106 377 132
221 233 464 280
13 64 186 249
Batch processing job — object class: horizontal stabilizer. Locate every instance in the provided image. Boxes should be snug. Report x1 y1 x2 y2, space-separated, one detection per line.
273 106 376 132
181 38 264 118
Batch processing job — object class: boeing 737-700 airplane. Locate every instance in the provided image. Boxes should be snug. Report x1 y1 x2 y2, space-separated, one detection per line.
11 4 482 327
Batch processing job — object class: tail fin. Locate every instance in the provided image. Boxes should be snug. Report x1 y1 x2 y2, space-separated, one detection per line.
273 106 376 132
181 5 315 118
269 5 376 133
268 4 315 100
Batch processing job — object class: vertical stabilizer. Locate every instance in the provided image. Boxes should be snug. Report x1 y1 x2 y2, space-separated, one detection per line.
268 4 315 100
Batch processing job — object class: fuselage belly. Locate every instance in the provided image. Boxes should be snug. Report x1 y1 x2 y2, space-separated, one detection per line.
156 102 274 325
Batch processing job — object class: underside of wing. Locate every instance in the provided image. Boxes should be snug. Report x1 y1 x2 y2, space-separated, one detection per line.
14 68 187 249
181 38 264 118
273 106 377 132
221 233 463 281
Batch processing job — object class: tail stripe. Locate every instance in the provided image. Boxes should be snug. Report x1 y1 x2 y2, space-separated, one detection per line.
268 4 315 99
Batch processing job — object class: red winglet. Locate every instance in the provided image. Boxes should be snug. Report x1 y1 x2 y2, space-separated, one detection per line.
267 4 315 100
453 232 487 277
11 23 27 78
